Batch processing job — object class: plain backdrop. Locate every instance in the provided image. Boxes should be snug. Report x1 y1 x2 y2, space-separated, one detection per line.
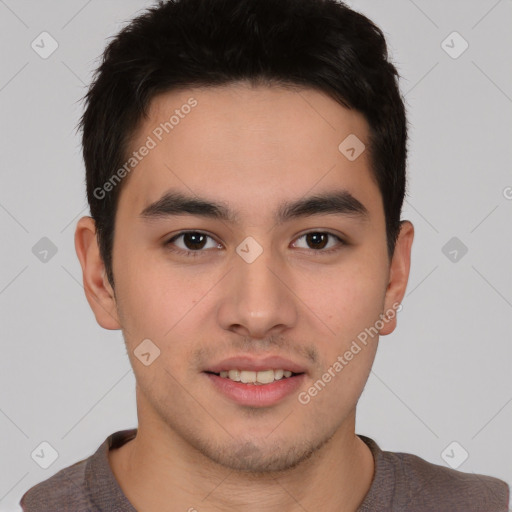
1 0 511 510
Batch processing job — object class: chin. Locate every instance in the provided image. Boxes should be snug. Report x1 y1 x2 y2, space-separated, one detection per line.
196 433 333 474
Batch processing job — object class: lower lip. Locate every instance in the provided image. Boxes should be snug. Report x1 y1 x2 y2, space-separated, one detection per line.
204 372 306 407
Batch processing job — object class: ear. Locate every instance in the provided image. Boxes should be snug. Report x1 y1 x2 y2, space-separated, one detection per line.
74 216 121 330
379 220 414 336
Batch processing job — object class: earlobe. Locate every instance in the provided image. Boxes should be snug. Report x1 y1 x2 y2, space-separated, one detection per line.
379 220 414 336
74 216 121 330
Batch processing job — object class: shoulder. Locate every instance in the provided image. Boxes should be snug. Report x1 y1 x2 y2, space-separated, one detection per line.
19 430 137 512
371 438 510 511
19 458 93 511
397 452 508 510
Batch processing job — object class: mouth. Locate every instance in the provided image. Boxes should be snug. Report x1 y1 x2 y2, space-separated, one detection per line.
204 368 304 385
202 356 307 407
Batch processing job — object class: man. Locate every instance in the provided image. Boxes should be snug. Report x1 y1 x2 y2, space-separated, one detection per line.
20 0 509 510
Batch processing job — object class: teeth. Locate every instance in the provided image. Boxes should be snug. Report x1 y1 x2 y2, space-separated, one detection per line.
240 370 256 383
228 369 241 381
217 369 296 384
256 369 274 384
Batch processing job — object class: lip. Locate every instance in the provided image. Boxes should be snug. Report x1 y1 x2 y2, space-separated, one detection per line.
205 372 306 407
204 355 308 374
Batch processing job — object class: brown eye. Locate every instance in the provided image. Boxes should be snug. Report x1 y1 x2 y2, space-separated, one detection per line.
292 231 345 252
179 232 208 250
305 232 328 250
165 231 221 256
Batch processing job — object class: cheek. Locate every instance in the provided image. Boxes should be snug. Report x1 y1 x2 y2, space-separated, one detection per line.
115 248 221 350
300 272 383 411
301 260 387 340
113 246 179 336
114 256 200 387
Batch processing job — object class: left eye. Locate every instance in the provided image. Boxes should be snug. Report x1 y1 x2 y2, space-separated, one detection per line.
292 232 344 251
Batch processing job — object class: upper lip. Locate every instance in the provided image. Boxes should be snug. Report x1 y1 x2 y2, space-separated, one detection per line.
204 355 308 374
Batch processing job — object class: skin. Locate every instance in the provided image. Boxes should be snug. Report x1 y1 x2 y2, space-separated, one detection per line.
75 83 414 512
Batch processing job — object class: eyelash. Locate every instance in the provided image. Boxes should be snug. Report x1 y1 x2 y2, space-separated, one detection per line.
164 231 346 258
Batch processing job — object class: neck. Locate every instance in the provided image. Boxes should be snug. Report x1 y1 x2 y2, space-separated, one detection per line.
109 405 374 512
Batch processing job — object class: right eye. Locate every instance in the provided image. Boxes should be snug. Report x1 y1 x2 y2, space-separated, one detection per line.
164 231 223 257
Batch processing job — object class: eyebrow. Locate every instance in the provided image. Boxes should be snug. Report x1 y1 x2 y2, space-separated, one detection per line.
139 189 369 224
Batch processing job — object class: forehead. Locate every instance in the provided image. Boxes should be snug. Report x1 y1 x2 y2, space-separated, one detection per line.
118 83 382 223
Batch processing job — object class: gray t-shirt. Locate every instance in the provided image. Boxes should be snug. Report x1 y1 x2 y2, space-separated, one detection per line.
20 429 509 511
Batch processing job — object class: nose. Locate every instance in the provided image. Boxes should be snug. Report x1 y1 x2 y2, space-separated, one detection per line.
216 243 299 340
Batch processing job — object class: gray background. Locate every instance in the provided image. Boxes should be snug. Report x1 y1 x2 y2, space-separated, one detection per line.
1 0 511 510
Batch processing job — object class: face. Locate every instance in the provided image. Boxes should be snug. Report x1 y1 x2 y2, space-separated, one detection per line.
77 83 413 473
